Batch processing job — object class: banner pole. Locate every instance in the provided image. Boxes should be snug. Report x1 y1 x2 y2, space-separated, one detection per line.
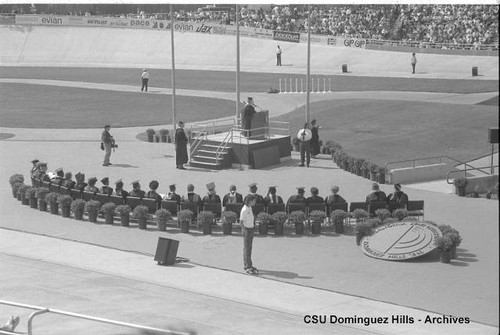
236 4 240 125
170 4 176 133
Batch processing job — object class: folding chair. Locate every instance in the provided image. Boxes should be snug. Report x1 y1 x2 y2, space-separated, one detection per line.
95 193 111 205
69 189 82 200
82 191 96 202
267 203 285 215
308 203 326 216
368 201 388 216
49 183 59 193
348 202 368 225
388 201 405 212
224 203 243 215
109 195 125 206
179 202 199 218
202 202 222 220
162 200 179 216
143 198 159 214
287 202 306 214
126 196 142 210
252 203 265 216
328 202 348 216
407 200 424 220
31 177 41 187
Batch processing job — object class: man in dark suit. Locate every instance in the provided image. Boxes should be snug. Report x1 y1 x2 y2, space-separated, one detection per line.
366 183 387 203
74 172 87 191
63 172 76 189
286 187 307 209
51 168 65 185
241 97 256 137
223 185 243 207
244 183 265 205
85 177 100 193
182 184 202 206
175 121 189 170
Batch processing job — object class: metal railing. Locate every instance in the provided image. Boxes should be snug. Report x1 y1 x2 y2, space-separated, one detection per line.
446 164 499 185
0 299 190 335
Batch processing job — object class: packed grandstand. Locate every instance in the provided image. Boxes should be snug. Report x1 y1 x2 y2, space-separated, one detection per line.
1 4 498 49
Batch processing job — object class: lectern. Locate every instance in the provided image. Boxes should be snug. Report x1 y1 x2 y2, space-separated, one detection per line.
251 110 269 140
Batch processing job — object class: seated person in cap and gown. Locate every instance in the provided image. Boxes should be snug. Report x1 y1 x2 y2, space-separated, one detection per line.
202 182 221 206
325 185 347 207
146 180 162 208
63 172 76 189
51 168 65 186
85 177 100 193
74 172 87 191
182 184 202 206
286 187 307 209
222 185 244 208
306 187 324 205
129 181 146 198
241 97 256 137
365 183 387 204
100 177 114 195
114 179 129 198
244 183 265 205
264 186 284 205
35 163 51 182
164 184 181 204
30 159 40 178
386 183 409 208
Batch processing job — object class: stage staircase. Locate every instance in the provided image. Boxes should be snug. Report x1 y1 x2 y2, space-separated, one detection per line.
189 128 233 170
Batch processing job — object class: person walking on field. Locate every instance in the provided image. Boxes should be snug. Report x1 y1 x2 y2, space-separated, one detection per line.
141 68 149 92
310 119 320 157
240 194 258 275
411 53 417 74
101 125 114 166
175 121 189 170
276 45 282 66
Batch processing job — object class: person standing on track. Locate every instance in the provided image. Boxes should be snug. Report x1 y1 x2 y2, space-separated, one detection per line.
101 125 114 167
141 68 149 92
276 45 282 66
411 53 417 74
240 194 258 275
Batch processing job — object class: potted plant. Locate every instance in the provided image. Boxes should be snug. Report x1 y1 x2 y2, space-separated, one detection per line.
155 134 160 142
16 184 28 201
351 208 369 223
159 129 169 143
178 209 193 233
20 185 32 205
375 208 391 222
367 218 382 228
155 208 171 231
330 209 348 234
256 212 274 236
11 181 25 199
361 160 370 179
291 137 300 152
71 199 86 220
197 211 214 235
435 235 453 263
221 211 238 235
36 187 49 211
101 202 117 225
271 211 287 236
383 218 399 224
453 178 468 197
85 200 101 223
355 221 373 245
288 210 306 235
26 187 38 209
115 205 131 227
58 195 73 218
133 205 150 229
368 163 378 181
446 231 462 259
9 174 24 197
44 192 59 214
377 166 386 184
392 208 408 221
146 128 155 142
309 210 326 235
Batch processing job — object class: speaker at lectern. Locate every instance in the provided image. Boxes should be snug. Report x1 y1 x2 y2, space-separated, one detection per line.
251 110 269 140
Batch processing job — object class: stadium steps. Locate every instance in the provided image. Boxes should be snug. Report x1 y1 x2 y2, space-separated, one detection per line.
189 141 232 170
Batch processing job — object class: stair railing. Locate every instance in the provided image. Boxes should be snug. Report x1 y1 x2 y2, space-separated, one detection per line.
446 164 499 184
214 128 234 163
189 125 207 158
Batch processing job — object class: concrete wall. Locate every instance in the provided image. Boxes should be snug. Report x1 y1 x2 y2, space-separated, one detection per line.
388 163 455 184
0 25 498 79
458 174 499 194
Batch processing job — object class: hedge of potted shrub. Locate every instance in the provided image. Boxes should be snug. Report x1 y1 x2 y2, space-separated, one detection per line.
330 209 348 234
351 208 369 223
256 212 274 236
146 128 155 142
155 208 171 231
9 174 24 198
58 195 73 218
85 200 101 223
115 205 131 227
435 235 453 263
178 209 193 233
45 192 60 214
71 199 86 220
288 210 306 235
271 211 287 236
20 185 32 205
375 208 391 222
355 221 373 245
392 208 409 221
26 187 38 209
438 225 462 259
221 211 238 235
159 129 169 143
101 203 117 225
197 211 214 235
453 178 468 197
309 210 326 235
133 205 149 229
36 187 50 212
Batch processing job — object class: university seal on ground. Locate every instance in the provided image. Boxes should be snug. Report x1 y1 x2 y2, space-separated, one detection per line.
362 221 442 260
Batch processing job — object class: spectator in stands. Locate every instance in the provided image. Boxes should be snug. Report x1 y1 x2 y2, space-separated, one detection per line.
386 183 409 208
100 177 114 195
146 180 162 207
325 185 347 206
411 53 417 74
114 179 129 198
223 185 243 207
63 172 75 189
307 187 324 205
85 177 100 193
264 186 284 205
365 183 387 203
164 184 181 204
129 180 146 198
141 69 149 92
30 159 39 178
203 182 221 205
244 183 265 205
182 184 202 206
287 187 307 209
75 172 87 191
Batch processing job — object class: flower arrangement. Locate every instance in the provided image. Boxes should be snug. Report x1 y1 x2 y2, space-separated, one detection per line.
257 212 274 235
57 194 73 207
115 205 131 216
453 178 468 188
330 209 348 224
9 174 24 186
375 208 391 222
309 210 327 223
221 211 238 225
435 236 453 251
367 218 382 228
71 199 86 220
287 210 306 226
178 209 193 233
45 192 60 204
133 205 150 229
159 129 169 136
197 211 215 234
146 128 155 135
11 182 24 198
85 200 101 222
351 208 369 221
101 202 116 215
271 211 287 235
368 162 378 173
356 221 373 235
155 208 171 231
392 208 409 221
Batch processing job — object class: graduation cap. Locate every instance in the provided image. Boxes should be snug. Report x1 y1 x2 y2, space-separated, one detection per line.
206 182 215 191
55 168 64 177
88 177 97 184
169 184 176 191
268 186 277 193
101 177 109 185
149 180 159 190
248 183 257 188
31 159 39 164
297 187 305 193
131 180 140 188
36 162 47 167
114 179 123 185
75 172 84 180
64 172 72 179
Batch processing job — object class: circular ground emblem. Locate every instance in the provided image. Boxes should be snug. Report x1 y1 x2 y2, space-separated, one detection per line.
362 221 442 261
0 133 15 140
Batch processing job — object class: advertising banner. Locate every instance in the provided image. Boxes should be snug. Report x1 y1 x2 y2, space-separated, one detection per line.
273 30 300 43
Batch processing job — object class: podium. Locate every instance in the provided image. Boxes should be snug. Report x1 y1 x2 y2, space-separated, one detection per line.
251 110 269 139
